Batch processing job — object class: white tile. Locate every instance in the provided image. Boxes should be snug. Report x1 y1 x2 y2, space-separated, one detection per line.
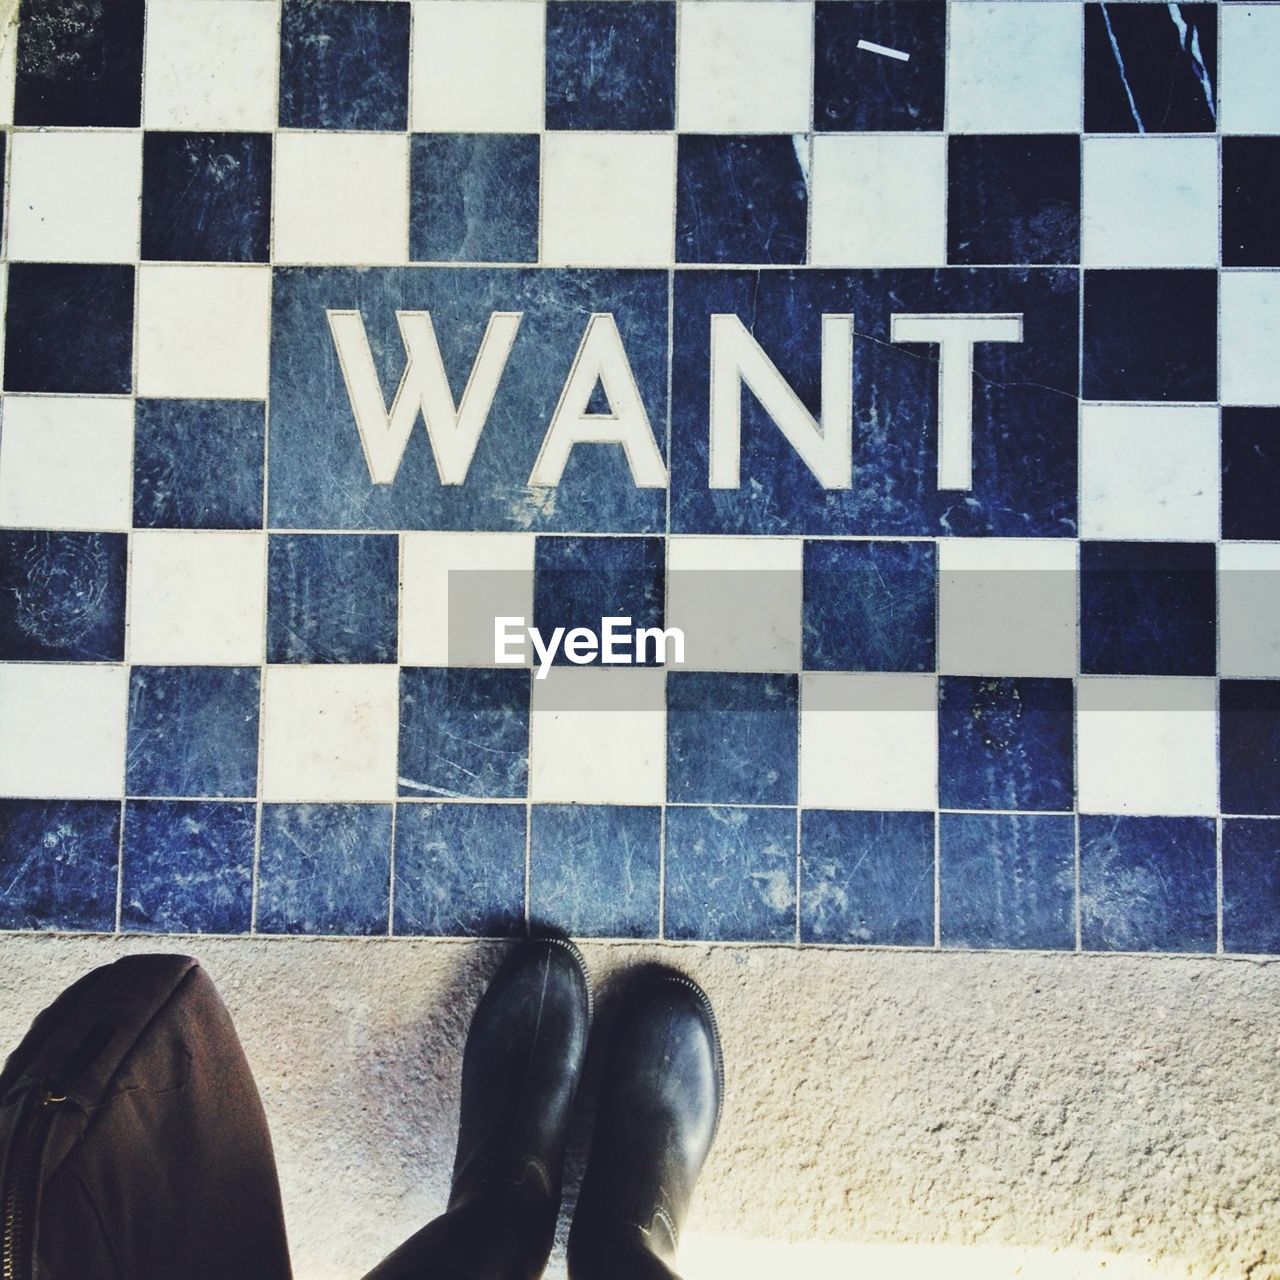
799 672 937 811
136 265 271 399
401 531 536 667
273 133 409 266
938 539 1077 677
1221 272 1280 407
143 0 279 130
947 2 1083 134
1220 543 1280 679
7 131 142 263
678 2 812 133
0 397 134 531
666 536 802 672
129 530 266 664
0 663 127 799
1077 677 1217 816
261 665 399 802
811 135 946 267
1080 404 1220 541
1221 4 1280 134
411 0 544 132
541 133 675 268
0 19 17 128
1082 138 1218 268
529 667 665 804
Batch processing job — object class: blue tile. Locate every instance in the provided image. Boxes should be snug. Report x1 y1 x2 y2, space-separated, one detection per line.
670 269 1078 538
1080 541 1216 677
257 803 392 935
533 536 665 665
0 799 119 931
667 672 798 805
278 0 410 130
1223 138 1280 269
141 132 272 263
1084 2 1216 134
664 805 796 942
399 668 530 799
4 264 134 394
393 802 526 937
801 809 934 946
410 134 539 263
947 136 1081 267
803 540 937 672
939 812 1075 950
814 1 945 131
14 0 144 126
1221 681 1280 816
939 677 1074 812
1223 819 1280 954
269 267 667 533
676 136 808 266
126 667 260 799
121 800 254 934
545 1 675 131
133 399 265 530
267 534 399 663
1222 409 1280 541
0 531 126 662
1080 816 1215 953
529 804 659 938
1083 270 1217 402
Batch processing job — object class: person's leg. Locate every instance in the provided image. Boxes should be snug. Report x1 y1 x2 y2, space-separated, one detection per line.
0 953 292 1280
567 972 723 1280
362 937 592 1280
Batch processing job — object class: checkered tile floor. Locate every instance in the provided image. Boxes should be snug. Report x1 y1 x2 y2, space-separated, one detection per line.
1 0 1279 953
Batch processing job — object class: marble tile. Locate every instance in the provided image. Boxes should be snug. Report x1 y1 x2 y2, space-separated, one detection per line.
676 136 807 266
545 0 674 132
278 0 409 131
0 799 120 931
814 0 946 132
1083 2 1216 134
410 134 538 264
0 531 126 662
1220 681 1280 817
803 540 937 673
1082 269 1217 402
939 812 1075 950
1223 819 1280 954
1080 541 1216 677
667 672 798 806
4 264 134 394
664 805 796 942
800 808 934 946
399 667 530 800
1220 272 1280 408
121 799 254 933
141 132 272 264
1220 4 1280 135
257 802 393 934
1220 544 1280 681
14 0 144 126
267 534 399 664
126 666 260 799
529 802 660 938
133 399 265 530
948 135 1080 266
1079 815 1216 953
393 801 526 937
939 677 1074 813
1223 410 1280 541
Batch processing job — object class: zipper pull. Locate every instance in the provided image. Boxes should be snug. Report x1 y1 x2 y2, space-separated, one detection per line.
38 1089 66 1110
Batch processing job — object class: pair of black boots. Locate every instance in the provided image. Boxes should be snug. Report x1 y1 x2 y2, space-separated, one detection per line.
368 938 722 1280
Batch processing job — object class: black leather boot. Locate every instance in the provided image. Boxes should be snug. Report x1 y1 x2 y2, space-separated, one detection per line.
567 970 723 1280
363 936 592 1280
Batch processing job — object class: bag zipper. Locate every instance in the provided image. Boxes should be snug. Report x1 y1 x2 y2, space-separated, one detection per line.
2 1086 65 1280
